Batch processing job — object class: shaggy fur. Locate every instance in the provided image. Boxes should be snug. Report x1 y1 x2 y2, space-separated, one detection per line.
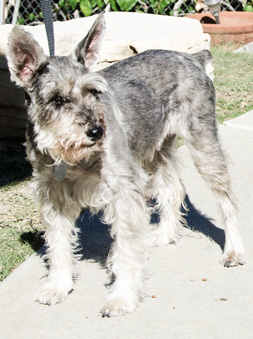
7 13 245 317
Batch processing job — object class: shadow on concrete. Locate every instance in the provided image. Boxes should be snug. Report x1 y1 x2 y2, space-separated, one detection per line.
76 210 112 268
35 195 225 268
183 195 225 250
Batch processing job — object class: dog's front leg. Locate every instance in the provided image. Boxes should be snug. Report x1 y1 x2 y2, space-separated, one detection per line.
98 148 150 317
36 199 80 305
101 186 149 317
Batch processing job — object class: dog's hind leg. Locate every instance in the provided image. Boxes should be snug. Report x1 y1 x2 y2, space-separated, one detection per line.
149 138 186 246
185 125 245 267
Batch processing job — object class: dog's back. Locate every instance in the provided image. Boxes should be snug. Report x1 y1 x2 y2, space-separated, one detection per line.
99 49 216 159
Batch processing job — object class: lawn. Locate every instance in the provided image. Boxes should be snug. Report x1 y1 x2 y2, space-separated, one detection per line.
0 44 252 281
0 144 44 281
211 44 253 123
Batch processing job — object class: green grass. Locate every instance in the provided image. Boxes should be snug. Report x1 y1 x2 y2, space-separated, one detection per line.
0 44 252 282
0 145 44 281
211 44 253 123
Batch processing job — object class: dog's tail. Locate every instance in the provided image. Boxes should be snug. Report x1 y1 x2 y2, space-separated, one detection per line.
193 49 214 81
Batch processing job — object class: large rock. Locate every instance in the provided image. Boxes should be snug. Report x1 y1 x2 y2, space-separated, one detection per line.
0 12 211 139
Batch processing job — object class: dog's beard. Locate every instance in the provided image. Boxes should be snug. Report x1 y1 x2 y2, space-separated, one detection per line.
34 124 104 165
56 138 104 164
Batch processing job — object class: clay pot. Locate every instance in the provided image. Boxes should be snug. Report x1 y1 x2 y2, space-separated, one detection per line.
187 12 253 45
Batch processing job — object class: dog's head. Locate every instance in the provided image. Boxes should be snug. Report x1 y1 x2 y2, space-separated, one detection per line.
7 13 108 165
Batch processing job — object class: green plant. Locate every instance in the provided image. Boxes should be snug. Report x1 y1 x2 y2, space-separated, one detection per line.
244 0 253 11
58 0 106 17
9 0 253 26
15 0 178 24
57 0 174 16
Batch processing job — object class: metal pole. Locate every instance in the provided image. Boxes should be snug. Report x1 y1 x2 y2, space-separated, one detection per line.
12 0 21 25
0 0 4 25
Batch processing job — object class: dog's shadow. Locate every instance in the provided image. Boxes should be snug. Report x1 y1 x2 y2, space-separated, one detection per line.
75 210 112 268
73 195 225 268
183 195 225 250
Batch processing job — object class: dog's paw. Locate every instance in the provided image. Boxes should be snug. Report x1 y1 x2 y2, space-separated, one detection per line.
101 298 135 318
149 226 178 247
220 250 246 267
36 280 73 305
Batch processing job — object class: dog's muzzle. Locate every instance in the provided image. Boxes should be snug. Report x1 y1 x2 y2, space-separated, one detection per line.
87 125 104 142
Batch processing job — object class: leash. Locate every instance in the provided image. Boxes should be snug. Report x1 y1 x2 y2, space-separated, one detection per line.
40 0 55 57
39 2 109 181
40 0 67 180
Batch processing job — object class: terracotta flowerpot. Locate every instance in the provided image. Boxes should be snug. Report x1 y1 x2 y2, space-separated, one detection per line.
187 12 253 45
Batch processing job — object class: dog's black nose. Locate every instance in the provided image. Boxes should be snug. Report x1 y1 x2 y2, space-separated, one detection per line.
87 126 104 142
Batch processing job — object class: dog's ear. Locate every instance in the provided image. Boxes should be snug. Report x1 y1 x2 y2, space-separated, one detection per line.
72 12 106 69
7 26 47 88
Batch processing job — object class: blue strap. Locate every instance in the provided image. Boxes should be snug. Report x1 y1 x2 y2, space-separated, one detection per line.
40 0 55 57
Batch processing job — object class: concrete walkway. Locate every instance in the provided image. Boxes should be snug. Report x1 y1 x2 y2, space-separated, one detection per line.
1 111 253 339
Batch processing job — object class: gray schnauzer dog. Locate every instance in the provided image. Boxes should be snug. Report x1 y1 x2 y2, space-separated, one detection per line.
7 13 245 317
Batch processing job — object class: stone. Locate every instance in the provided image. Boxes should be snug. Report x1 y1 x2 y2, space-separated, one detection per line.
233 41 253 54
0 12 210 60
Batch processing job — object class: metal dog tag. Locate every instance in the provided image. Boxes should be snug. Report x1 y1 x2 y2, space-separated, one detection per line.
53 161 67 181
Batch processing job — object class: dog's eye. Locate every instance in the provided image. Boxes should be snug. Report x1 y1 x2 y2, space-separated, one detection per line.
89 89 101 98
53 96 64 107
52 95 70 108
